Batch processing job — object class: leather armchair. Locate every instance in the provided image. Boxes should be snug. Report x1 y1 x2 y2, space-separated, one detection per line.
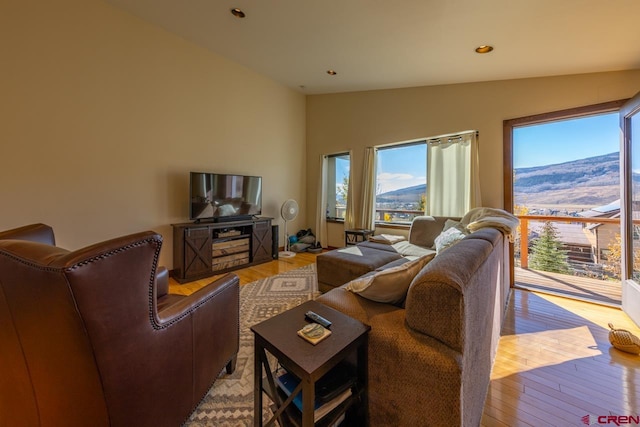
0 224 239 427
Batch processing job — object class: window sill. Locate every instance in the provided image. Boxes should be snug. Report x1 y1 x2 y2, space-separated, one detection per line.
374 222 411 230
326 218 345 224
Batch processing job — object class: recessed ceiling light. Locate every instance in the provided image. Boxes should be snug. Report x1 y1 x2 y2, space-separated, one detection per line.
475 45 494 54
231 8 246 18
327 70 337 76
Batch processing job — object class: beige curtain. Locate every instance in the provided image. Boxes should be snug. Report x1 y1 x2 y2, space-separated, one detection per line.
344 150 357 230
359 147 377 230
315 155 328 248
426 131 481 217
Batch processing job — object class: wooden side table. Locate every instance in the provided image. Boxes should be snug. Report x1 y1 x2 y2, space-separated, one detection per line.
251 300 370 427
344 229 374 247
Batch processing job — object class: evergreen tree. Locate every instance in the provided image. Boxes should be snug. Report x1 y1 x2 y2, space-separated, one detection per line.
529 221 571 274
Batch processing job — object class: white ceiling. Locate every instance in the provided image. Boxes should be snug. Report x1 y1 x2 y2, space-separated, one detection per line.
106 0 640 94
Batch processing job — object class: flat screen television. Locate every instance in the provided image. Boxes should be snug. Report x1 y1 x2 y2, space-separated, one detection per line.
190 172 262 222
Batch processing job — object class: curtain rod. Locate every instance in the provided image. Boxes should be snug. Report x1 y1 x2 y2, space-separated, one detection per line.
426 130 478 145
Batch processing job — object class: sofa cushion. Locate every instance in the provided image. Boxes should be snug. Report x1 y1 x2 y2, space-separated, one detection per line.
345 254 435 305
409 216 461 248
442 219 468 235
357 240 436 259
434 227 466 255
356 240 403 253
375 257 411 271
391 241 436 258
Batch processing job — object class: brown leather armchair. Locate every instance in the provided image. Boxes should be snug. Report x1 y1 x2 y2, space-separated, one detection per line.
0 224 239 427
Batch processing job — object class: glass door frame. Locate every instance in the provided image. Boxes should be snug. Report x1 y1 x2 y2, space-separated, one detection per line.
503 99 627 287
620 92 640 326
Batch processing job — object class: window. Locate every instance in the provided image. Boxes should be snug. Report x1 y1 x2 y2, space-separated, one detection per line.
325 153 350 220
375 141 427 224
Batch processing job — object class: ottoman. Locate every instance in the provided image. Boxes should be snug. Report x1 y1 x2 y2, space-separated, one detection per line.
316 244 403 292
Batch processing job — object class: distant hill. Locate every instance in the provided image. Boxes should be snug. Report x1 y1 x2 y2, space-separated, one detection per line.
377 183 425 203
514 152 619 207
376 152 624 209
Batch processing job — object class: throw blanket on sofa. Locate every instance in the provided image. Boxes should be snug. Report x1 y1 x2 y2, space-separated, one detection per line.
461 207 519 242
369 234 406 244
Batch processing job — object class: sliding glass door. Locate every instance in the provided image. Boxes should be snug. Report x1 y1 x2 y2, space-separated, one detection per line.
620 92 640 326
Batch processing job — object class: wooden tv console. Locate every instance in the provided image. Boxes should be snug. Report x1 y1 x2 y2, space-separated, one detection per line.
171 217 276 284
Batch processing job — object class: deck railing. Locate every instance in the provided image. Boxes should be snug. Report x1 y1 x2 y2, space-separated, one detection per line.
517 214 621 277
374 208 424 224
333 207 424 225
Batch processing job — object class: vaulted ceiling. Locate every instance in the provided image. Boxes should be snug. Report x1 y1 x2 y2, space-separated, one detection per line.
107 0 640 94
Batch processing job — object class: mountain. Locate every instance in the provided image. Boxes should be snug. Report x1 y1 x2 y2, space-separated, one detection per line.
377 183 425 203
514 152 619 207
376 152 623 209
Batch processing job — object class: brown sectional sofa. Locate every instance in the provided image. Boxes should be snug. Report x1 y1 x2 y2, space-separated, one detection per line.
315 216 510 426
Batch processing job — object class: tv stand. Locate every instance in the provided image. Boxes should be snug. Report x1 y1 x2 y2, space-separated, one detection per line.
171 217 276 284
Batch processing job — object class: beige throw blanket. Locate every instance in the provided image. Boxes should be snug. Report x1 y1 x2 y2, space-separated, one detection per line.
369 234 406 244
460 207 519 242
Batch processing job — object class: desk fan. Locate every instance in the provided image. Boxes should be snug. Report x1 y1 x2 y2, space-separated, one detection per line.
279 199 299 258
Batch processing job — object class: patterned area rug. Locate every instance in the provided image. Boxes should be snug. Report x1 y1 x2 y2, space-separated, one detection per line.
185 263 319 426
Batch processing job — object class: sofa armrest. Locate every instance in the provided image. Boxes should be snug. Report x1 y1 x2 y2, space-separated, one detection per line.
316 286 401 325
0 223 56 246
405 237 492 352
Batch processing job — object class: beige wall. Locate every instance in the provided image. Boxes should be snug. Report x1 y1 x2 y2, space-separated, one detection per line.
306 71 640 247
0 0 306 268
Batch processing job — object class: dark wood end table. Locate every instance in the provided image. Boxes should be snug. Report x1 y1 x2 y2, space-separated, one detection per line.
251 300 370 427
344 229 374 247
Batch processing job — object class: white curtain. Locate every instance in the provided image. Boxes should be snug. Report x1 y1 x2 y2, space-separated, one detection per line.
359 147 377 230
344 150 357 230
426 131 481 217
315 155 328 248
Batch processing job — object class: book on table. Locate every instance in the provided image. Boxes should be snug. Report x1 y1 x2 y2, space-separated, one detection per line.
275 366 355 423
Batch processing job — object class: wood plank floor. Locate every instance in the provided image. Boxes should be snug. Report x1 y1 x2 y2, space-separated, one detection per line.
482 290 640 427
170 255 640 426
515 267 622 307
168 251 320 295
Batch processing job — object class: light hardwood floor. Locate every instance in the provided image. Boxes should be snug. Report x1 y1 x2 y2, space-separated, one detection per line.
170 255 640 425
168 252 320 295
482 290 640 426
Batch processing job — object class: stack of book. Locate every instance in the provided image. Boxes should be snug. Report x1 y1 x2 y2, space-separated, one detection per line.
275 363 356 424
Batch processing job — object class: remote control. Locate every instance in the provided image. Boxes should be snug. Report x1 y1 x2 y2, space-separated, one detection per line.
305 311 332 329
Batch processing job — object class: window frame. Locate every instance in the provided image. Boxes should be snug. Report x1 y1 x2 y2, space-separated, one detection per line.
503 100 626 213
325 152 350 222
503 99 627 286
374 139 427 227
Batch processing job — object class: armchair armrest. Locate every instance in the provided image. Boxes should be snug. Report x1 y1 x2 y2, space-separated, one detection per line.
154 273 240 327
0 223 56 246
155 267 169 298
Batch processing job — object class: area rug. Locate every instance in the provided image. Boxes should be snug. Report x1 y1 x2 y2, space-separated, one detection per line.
185 263 320 426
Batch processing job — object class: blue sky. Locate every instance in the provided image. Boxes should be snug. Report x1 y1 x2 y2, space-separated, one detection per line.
513 112 619 169
376 144 426 193
336 112 621 195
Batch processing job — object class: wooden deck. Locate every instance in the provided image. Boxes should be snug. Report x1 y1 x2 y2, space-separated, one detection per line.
515 267 622 306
